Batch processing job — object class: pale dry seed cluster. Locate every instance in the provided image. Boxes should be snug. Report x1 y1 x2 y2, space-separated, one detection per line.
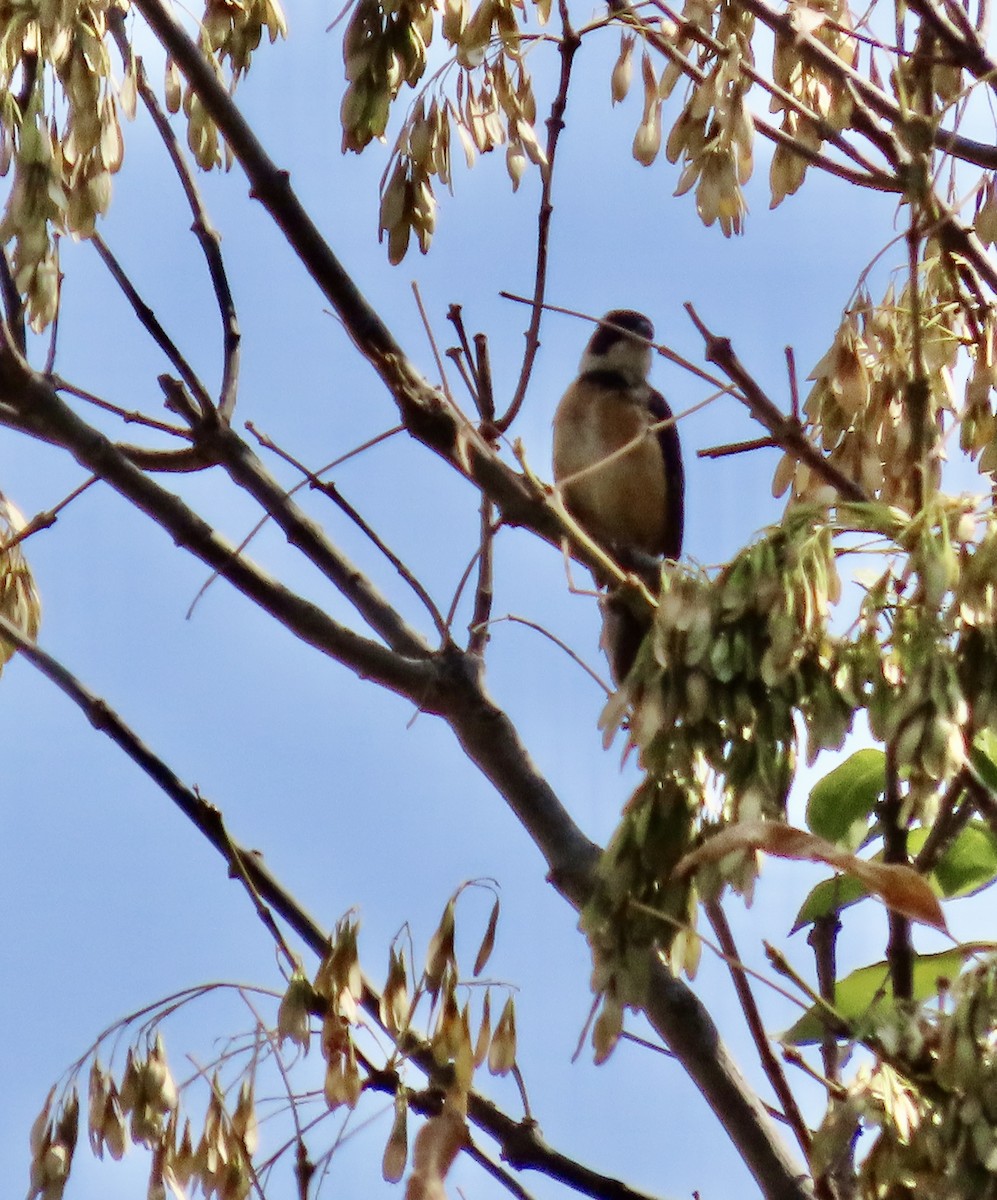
813 956 997 1199
0 492 41 668
0 0 127 328
342 0 547 263
30 1034 257 1200
768 0 857 205
663 0 755 235
0 0 286 327
776 253 974 510
278 903 517 1192
167 0 286 170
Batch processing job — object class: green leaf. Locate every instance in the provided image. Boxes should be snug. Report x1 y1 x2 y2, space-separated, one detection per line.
933 821 997 898
806 749 886 847
971 729 997 794
791 874 867 932
782 947 975 1045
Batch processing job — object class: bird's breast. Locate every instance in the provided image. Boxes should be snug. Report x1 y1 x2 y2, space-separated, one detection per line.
552 379 668 558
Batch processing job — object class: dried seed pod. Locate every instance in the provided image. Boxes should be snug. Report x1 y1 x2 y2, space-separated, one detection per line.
487 995 516 1075
610 32 635 104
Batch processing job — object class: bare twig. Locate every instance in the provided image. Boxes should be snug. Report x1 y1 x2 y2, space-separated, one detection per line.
497 0 580 432
446 304 479 400
705 900 812 1159
0 245 26 356
52 376 196 439
474 333 495 427
500 292 741 399
806 914 841 1085
698 436 778 460
413 282 455 406
684 304 870 503
468 497 496 656
785 348 801 423
109 8 242 420
0 475 97 554
247 421 450 641
914 771 972 874
881 743 914 1001
92 233 215 420
187 424 405 613
484 614 611 694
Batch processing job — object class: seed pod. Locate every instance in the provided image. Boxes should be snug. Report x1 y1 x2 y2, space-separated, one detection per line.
488 995 516 1075
611 33 635 104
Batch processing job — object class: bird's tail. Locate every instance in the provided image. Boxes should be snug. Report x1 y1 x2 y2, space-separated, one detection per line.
599 589 653 685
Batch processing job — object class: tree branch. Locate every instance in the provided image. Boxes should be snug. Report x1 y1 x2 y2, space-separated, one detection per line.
684 305 870 504
1 613 670 1200
498 0 580 431
109 7 242 420
0 357 433 697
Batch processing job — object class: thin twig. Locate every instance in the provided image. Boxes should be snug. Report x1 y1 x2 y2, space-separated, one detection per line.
474 333 495 427
0 611 305 969
446 304 479 400
43 272 60 376
91 232 215 420
468 498 496 656
913 770 970 874
698 436 778 460
497 0 580 432
684 304 870 503
445 346 480 406
186 424 404 615
500 292 741 400
704 899 813 1159
0 244 26 355
413 281 455 405
785 348 800 423
247 421 449 641
881 742 914 1001
52 376 196 438
109 7 242 420
0 475 97 554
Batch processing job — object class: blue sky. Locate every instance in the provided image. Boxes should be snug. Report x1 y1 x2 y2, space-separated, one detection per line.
1 2 974 1197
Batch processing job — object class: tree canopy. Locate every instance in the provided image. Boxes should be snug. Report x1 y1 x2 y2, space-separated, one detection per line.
6 0 997 1197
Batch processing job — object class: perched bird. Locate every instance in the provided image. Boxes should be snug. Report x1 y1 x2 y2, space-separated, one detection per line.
552 309 684 682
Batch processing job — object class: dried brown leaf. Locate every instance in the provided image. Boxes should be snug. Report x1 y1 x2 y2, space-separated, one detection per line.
676 820 947 931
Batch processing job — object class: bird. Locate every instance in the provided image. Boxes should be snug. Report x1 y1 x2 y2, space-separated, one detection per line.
552 309 684 683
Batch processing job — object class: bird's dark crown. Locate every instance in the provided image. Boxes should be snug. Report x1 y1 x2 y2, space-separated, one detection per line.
587 310 655 357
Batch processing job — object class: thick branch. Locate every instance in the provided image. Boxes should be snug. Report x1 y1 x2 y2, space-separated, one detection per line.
0 613 664 1200
0 360 432 697
126 0 592 562
200 417 433 656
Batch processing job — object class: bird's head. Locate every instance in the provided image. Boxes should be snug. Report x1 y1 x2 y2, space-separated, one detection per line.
578 309 655 387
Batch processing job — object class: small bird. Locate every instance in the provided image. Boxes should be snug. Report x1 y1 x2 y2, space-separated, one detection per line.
552 310 684 682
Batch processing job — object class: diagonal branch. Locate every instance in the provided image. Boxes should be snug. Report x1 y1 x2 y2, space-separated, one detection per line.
1 354 813 1199
0 612 667 1200
92 232 215 417
194 412 434 656
0 358 433 696
108 7 242 420
684 305 871 504
498 0 580 432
